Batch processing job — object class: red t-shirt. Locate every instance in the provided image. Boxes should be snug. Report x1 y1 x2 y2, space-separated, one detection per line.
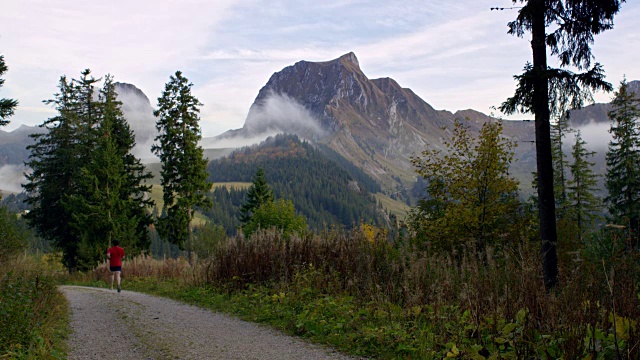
107 246 125 267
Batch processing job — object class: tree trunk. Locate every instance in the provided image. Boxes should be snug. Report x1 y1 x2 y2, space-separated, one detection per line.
531 0 559 289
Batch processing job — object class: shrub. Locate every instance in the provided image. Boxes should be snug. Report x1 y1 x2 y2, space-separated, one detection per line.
0 268 67 359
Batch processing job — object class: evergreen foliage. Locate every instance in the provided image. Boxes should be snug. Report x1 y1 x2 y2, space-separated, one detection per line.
499 0 623 288
567 131 601 244
606 80 640 244
0 55 18 127
24 70 152 271
201 186 244 235
24 74 89 270
409 119 522 253
0 206 26 264
152 71 212 251
207 134 384 230
239 168 273 224
551 115 573 218
64 75 153 269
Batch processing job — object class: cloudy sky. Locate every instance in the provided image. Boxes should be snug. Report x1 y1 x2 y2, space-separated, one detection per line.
1 0 639 137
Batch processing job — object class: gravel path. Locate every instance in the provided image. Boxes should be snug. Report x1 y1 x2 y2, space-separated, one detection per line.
60 286 358 360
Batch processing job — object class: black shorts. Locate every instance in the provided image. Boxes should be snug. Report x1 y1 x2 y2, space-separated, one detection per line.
110 266 122 272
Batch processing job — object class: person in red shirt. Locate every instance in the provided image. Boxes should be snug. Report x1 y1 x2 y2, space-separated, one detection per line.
106 240 125 292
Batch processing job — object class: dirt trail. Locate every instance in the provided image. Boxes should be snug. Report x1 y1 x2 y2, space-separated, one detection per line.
61 286 358 360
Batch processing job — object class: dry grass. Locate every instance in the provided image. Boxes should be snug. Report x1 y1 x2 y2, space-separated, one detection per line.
93 254 194 284
200 228 640 358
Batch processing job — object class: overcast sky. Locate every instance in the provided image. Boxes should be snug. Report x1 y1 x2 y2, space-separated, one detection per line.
1 0 639 137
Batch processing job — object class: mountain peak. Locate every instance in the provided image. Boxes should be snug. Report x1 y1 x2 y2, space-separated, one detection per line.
337 52 359 69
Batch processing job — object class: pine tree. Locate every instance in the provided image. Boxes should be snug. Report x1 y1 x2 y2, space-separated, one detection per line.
0 55 18 127
64 75 153 269
499 0 623 289
24 73 93 271
606 80 640 244
152 71 212 254
551 115 573 218
239 167 273 224
567 131 601 244
24 70 154 270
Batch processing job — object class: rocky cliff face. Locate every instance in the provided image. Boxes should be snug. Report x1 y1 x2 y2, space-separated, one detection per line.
234 52 530 192
113 82 158 161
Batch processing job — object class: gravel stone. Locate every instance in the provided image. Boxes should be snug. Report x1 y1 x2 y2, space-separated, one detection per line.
61 286 360 360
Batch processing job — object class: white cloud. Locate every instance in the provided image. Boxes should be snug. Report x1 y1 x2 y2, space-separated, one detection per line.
2 0 638 137
0 165 27 193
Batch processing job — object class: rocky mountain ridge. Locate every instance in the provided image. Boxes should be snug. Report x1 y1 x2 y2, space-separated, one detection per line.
218 52 538 192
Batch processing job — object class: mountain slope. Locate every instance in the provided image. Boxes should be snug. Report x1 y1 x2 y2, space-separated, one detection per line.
216 52 537 194
206 134 386 230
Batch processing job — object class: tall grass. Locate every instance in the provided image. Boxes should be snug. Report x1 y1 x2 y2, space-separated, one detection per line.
83 227 639 358
0 253 68 359
201 228 640 358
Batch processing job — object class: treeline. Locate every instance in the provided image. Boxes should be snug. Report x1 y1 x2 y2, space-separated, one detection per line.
206 134 385 230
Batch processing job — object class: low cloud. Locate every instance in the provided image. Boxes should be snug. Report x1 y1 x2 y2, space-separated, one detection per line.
201 131 280 150
0 164 27 193
573 122 611 152
243 92 326 139
116 86 159 163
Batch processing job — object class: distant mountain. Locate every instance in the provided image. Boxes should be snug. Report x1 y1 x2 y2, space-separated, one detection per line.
213 53 538 194
0 125 44 166
0 82 158 192
212 53 637 197
566 80 640 127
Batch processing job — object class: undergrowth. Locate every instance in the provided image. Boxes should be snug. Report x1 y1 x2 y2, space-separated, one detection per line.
0 254 69 359
71 228 640 359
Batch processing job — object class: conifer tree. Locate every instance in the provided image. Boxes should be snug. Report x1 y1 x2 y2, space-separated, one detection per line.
24 73 95 271
25 70 153 270
500 0 624 288
239 167 273 224
152 71 211 253
567 131 601 244
606 80 640 244
551 115 573 218
65 75 153 269
0 55 18 127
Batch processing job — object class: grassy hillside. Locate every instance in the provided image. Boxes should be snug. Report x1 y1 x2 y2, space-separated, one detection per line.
374 192 409 220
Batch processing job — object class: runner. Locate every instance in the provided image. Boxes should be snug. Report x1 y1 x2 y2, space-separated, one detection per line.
106 240 125 292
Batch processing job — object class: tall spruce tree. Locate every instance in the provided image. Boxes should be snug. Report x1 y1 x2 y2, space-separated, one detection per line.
25 70 153 270
64 75 153 269
499 0 624 288
606 80 640 245
24 72 96 271
551 115 573 219
0 55 18 127
239 167 274 224
567 131 601 244
152 71 211 255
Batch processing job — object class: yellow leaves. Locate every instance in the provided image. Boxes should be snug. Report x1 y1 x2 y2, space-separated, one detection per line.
360 223 387 243
610 314 636 341
446 344 460 358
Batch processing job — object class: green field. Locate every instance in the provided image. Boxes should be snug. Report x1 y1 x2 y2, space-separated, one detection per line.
211 182 251 190
148 183 251 226
374 192 409 220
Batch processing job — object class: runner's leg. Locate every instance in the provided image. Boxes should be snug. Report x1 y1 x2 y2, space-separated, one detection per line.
115 271 121 292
